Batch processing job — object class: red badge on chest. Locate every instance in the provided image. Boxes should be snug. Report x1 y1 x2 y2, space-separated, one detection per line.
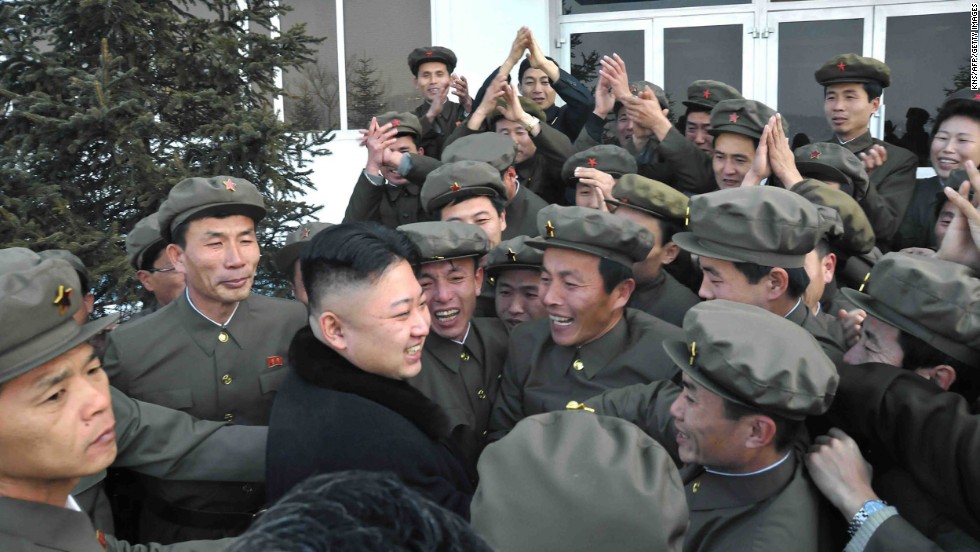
267 356 283 368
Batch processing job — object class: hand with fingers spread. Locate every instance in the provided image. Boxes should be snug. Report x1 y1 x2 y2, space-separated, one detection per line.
836 308 866 350
936 160 980 271
767 114 804 189
467 74 509 131
574 167 616 204
593 73 616 119
805 428 879 519
598 54 631 101
741 120 773 187
859 144 888 174
425 82 451 122
362 117 397 176
496 83 533 128
451 73 473 113
525 28 559 81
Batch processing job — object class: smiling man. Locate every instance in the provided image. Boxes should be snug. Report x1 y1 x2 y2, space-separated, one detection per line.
407 46 471 160
103 176 306 543
487 204 683 440
484 236 547 332
581 300 839 552
399 221 508 468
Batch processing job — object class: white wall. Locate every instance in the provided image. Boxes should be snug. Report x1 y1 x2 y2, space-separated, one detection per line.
303 0 553 223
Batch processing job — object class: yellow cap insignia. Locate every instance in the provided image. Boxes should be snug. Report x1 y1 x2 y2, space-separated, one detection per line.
301 227 311 239
689 341 697 366
566 400 595 413
858 272 871 292
223 179 236 192
692 481 701 493
545 220 555 238
450 182 461 192
506 248 518 263
685 206 690 227
53 285 73 315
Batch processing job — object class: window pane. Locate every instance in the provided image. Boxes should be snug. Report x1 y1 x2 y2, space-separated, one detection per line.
665 25 742 117
571 30 644 90
776 19 863 146
884 12 970 166
281 1 341 131
344 0 431 129
563 0 748 15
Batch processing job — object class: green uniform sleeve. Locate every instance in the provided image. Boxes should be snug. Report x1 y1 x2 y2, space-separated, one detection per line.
583 380 682 463
343 172 384 224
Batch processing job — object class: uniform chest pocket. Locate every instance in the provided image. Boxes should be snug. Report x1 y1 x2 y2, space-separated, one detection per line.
259 368 287 395
140 388 194 411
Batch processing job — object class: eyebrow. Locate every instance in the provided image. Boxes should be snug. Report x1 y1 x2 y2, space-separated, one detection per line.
32 352 98 391
389 290 426 309
203 229 255 239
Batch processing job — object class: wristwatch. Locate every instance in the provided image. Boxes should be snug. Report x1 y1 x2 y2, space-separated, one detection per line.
520 113 539 132
848 499 888 537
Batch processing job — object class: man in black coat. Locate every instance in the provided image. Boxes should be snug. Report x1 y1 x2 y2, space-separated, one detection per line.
266 222 473 519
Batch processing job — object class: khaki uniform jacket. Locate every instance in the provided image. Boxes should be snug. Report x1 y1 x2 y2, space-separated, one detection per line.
627 270 701 327
487 308 682 440
587 380 829 552
414 101 467 161
787 300 846 367
825 132 918 245
103 292 305 541
409 318 509 466
502 185 549 240
658 127 716 195
0 496 230 551
850 512 944 552
343 171 431 229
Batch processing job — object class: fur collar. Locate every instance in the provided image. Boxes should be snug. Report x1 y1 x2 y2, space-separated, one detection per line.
288 326 451 442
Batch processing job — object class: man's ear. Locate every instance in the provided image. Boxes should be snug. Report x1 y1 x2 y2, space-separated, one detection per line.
318 311 347 351
417 146 425 157
499 209 507 234
136 270 156 292
822 252 837 284
474 265 485 293
83 293 95 316
662 241 681 266
167 244 186 275
745 415 778 450
870 96 881 114
612 277 636 309
916 365 957 391
766 268 790 301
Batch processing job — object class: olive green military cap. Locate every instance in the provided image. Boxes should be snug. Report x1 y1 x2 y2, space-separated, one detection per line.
398 221 490 264
842 253 980 365
489 95 547 126
441 133 517 172
37 249 89 286
125 213 166 270
792 181 874 256
157 175 267 242
420 160 506 214
943 88 980 110
606 174 689 222
683 79 743 111
0 248 119 385
673 187 831 268
528 204 654 267
471 411 688 552
273 221 333 273
664 300 838 420
794 142 870 199
485 235 544 278
407 46 457 76
614 80 668 112
561 145 637 184
815 53 891 87
375 111 422 139
709 99 779 140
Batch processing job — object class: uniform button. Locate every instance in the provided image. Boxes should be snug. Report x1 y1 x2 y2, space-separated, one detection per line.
218 331 229 343
221 374 233 385
482 430 488 436
477 389 487 399
460 351 470 361
402 213 409 219
242 484 254 494
224 413 234 421
497 374 502 380
573 359 584 371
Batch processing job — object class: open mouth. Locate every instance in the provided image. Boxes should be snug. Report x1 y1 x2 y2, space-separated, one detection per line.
406 343 422 355
550 315 573 327
937 157 959 170
434 309 460 323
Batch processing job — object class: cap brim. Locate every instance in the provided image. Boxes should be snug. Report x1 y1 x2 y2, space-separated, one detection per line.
426 188 504 214
841 288 980 366
672 232 807 269
796 163 851 188
273 242 306 274
708 125 762 140
682 100 712 111
417 253 484 265
604 200 676 222
526 237 635 268
2 313 120 385
166 203 267 242
486 263 542 277
663 338 767 413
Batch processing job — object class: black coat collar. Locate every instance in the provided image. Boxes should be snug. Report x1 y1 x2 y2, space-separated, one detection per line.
288 327 451 442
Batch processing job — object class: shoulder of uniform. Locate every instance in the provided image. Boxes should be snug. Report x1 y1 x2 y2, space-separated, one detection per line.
625 308 684 339
508 317 552 346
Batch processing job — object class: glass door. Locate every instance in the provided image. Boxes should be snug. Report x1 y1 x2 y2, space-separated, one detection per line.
559 19 653 94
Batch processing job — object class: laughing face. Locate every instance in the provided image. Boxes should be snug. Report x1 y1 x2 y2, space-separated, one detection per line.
414 61 452 104
823 83 879 142
930 114 980 179
417 258 483 342
669 373 751 470
520 67 556 109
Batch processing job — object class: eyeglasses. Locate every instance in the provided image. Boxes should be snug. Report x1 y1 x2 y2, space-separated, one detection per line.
146 266 177 274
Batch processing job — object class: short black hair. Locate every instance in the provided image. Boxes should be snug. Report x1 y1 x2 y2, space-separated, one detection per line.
814 237 831 261
823 82 883 102
518 56 556 84
655 218 681 247
598 257 633 294
137 241 169 272
732 262 810 299
932 100 980 139
301 222 421 315
171 208 255 249
435 194 506 219
233 470 492 552
722 399 802 452
898 330 980 404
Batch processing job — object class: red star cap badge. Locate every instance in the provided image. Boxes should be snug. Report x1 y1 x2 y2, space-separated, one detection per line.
810 150 822 159
301 227 311 239
426 50 433 57
507 248 518 263
223 179 236 192
450 182 461 192
729 113 739 123
392 119 401 127
974 93 980 100
96 530 107 549
53 285 73 315
545 221 556 238
837 61 847 72
703 89 711 99
587 158 598 167
620 198 630 204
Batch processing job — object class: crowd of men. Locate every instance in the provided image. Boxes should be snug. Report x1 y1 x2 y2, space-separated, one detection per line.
1 25 979 551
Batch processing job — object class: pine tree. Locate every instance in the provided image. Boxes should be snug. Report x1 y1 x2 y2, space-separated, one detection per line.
0 0 333 314
346 55 387 129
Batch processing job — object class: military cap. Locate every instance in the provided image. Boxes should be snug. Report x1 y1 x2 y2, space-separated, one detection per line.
814 53 891 87
528 204 654 267
664 300 838 420
126 213 166 270
471 411 688 552
947 167 970 189
375 111 422 139
273 221 333 273
489 95 547 126
606 174 688 222
561 145 637 184
37 249 89 286
792 181 874 256
794 142 870 199
398 221 490 264
420 160 506 214
673 187 831 268
614 80 668 112
682 79 743 111
157 176 266 242
407 46 457 76
485 235 544 278
842 253 980 365
943 88 980 110
0 248 119 385
441 133 517 172
708 99 779 140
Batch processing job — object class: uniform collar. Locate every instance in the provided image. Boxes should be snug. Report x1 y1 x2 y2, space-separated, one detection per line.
422 323 481 375
185 287 239 327
571 312 629 379
634 269 667 290
684 451 798 510
177 292 250 355
783 298 809 327
834 130 874 153
384 181 422 201
0 496 105 552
